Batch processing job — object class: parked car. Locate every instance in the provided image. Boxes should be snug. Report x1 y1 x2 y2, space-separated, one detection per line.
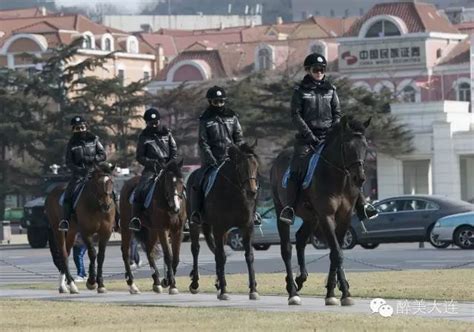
431 211 474 249
313 195 474 250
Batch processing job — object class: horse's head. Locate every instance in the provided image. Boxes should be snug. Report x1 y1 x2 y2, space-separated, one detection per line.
92 162 116 212
161 158 185 214
331 116 371 187
228 141 260 199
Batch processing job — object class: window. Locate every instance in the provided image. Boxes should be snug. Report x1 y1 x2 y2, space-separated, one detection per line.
311 44 323 54
143 71 150 80
401 86 416 103
83 35 93 49
458 82 471 102
365 20 401 38
118 69 124 85
436 49 442 58
104 38 112 51
403 160 430 195
258 48 271 71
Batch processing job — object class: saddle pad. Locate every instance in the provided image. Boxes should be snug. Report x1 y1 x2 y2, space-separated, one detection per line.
129 179 158 209
59 182 86 209
204 161 226 197
282 144 324 190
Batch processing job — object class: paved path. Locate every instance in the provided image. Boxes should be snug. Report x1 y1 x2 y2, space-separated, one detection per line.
1 289 473 322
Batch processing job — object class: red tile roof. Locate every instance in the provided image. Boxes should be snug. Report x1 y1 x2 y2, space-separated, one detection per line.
344 2 459 37
455 22 474 34
0 7 53 19
438 38 470 66
304 16 359 37
136 32 178 57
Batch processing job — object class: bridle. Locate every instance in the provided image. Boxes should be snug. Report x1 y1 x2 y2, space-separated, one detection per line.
91 173 114 212
157 169 185 212
220 154 259 193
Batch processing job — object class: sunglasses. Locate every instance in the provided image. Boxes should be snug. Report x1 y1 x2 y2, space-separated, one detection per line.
73 124 87 132
211 98 226 106
310 66 325 74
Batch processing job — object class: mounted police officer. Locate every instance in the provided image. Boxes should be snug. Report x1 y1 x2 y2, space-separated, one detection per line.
279 53 378 225
59 116 120 231
129 107 178 231
189 86 248 225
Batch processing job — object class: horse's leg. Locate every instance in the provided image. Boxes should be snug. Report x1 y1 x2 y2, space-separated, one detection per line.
276 206 300 305
83 234 98 291
157 229 178 294
321 215 343 306
295 219 312 291
169 226 182 292
52 228 70 293
335 217 354 306
64 229 79 294
242 225 259 300
121 231 139 294
96 231 111 294
189 223 201 294
214 232 229 300
144 230 162 294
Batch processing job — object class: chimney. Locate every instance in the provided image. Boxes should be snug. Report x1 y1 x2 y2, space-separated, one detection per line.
228 3 232 14
220 22 225 30
155 43 164 71
40 6 46 16
276 16 283 25
244 5 249 15
250 20 255 27
140 24 153 33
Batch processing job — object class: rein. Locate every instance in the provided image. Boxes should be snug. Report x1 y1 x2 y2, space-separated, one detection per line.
218 156 259 194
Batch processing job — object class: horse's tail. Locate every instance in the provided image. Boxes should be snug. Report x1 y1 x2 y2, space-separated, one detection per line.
202 223 216 254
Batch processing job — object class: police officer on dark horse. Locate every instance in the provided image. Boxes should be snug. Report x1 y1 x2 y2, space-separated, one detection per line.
58 116 119 232
129 107 178 231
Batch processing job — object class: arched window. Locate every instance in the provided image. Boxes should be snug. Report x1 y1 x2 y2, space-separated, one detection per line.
311 44 323 54
401 85 416 103
104 38 112 51
127 37 139 54
458 82 471 102
365 20 401 38
83 34 93 49
258 48 271 71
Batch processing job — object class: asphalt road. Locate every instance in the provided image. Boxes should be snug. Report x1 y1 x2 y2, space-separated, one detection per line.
0 241 472 286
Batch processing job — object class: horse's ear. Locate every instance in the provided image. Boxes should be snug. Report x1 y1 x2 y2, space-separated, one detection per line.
363 117 372 128
250 139 258 149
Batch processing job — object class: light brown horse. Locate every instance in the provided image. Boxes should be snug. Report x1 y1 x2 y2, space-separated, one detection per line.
45 162 116 294
120 159 186 295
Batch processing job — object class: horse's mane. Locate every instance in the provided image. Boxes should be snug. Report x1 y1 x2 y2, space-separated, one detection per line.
238 142 257 156
326 116 367 143
165 159 184 178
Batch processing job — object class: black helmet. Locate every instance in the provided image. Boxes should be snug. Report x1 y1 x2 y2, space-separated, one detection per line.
206 86 227 100
70 115 86 126
304 53 327 68
143 108 160 122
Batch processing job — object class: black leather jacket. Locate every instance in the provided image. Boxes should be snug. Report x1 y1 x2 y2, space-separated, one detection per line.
291 75 341 144
198 106 243 165
66 132 106 176
136 126 178 173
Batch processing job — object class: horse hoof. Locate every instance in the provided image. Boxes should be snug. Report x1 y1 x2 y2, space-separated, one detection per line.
153 285 163 294
161 278 170 288
86 281 97 290
189 285 200 294
97 287 107 294
288 296 302 305
69 283 79 294
217 293 230 301
249 292 260 300
58 286 68 294
341 297 355 306
129 284 141 295
325 297 340 306
169 287 179 295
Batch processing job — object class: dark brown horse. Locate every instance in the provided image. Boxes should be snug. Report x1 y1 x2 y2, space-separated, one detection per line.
120 159 186 295
45 162 116 294
187 143 260 300
270 116 370 306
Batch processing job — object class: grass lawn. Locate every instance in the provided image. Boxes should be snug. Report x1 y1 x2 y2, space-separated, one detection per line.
4 269 473 301
1 299 472 332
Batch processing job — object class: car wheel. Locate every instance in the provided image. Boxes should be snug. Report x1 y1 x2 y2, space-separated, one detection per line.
311 236 328 249
453 226 474 249
27 227 48 248
253 244 271 250
428 226 450 249
360 243 379 249
227 229 244 251
342 228 357 250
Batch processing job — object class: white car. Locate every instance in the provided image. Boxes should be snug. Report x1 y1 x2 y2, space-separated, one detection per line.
432 211 474 249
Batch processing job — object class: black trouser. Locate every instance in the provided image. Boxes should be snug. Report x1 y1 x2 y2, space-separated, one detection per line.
190 165 215 217
284 143 313 209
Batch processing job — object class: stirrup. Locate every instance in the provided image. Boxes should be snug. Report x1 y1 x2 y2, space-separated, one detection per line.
190 211 202 225
129 217 141 231
58 219 69 232
279 206 295 226
364 203 378 220
254 212 262 226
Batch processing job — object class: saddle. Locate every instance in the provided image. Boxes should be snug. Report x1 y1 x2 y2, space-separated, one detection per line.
59 181 86 209
282 144 324 189
203 161 226 197
129 174 160 209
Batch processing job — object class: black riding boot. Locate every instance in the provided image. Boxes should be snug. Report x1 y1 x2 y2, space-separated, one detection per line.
280 177 300 225
112 191 120 231
189 184 203 225
129 202 142 231
58 201 72 232
355 193 378 221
